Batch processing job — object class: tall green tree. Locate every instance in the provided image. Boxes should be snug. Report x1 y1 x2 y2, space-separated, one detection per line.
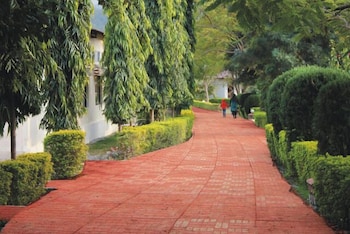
194 3 237 101
144 0 192 121
40 0 93 132
102 0 151 128
0 0 53 159
203 0 350 68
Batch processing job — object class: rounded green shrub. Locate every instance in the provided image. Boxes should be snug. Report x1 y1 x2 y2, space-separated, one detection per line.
280 66 347 143
266 68 300 134
313 78 350 156
44 130 88 179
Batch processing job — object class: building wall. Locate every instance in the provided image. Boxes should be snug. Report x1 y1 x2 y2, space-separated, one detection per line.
0 31 116 161
212 79 228 99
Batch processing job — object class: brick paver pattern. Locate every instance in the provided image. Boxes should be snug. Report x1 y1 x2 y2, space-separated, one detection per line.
1 107 334 233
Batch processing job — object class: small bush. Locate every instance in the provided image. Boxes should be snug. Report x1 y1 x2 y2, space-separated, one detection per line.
313 78 350 156
265 124 277 161
44 130 88 179
253 110 267 128
17 152 53 189
314 155 350 230
289 141 319 183
0 160 39 205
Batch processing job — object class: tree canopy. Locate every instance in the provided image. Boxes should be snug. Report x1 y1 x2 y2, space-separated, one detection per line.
0 0 54 159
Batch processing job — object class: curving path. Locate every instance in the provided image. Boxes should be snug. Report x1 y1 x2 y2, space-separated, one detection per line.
1 107 334 233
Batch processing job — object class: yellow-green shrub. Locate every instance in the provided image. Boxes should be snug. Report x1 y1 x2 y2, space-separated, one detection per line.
289 141 319 183
17 152 53 188
44 130 88 179
117 109 194 158
314 156 350 230
253 111 267 128
0 160 39 205
0 168 12 205
265 124 277 161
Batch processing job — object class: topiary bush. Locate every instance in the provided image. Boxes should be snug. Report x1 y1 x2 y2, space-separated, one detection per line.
266 68 300 134
313 78 350 156
17 152 53 189
314 155 350 230
44 130 88 179
280 66 347 144
0 160 39 205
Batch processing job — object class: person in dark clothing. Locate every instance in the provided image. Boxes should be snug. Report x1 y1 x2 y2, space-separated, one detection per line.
230 94 238 118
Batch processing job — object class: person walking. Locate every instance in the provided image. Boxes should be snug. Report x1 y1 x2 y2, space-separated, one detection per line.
220 99 229 117
230 94 238 118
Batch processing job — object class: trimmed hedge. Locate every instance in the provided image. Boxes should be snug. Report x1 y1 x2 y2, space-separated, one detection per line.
0 169 12 205
265 123 350 230
253 110 267 128
314 156 350 230
44 130 88 179
313 79 350 156
116 109 194 158
281 66 347 143
0 152 52 205
266 68 299 134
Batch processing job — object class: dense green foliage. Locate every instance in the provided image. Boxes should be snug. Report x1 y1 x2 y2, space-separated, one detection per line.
41 0 93 132
313 79 350 156
266 69 299 134
0 0 55 158
314 156 350 230
116 110 194 158
0 152 52 205
0 169 12 205
44 130 87 179
281 66 348 143
102 0 151 126
266 123 350 231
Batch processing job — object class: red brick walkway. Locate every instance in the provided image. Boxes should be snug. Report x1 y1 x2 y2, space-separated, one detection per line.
1 108 334 233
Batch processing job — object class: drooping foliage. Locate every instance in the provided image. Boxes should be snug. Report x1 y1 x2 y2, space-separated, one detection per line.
102 0 151 126
144 0 193 120
41 0 93 132
0 0 54 159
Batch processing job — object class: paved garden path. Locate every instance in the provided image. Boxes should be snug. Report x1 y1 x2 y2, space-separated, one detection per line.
1 107 334 233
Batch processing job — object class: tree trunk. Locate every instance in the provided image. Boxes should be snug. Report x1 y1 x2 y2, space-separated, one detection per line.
10 96 16 160
205 83 209 102
149 109 154 123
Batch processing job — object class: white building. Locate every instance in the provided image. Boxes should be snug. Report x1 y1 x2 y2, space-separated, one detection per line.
0 1 116 161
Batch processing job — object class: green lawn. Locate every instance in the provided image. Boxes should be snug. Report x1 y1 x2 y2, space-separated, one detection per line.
87 133 119 156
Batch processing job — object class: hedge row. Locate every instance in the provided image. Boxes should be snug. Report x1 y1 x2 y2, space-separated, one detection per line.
266 124 350 230
0 153 52 205
266 66 350 155
116 109 194 158
44 130 88 179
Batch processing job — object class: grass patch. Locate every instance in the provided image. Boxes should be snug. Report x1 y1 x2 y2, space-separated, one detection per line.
87 133 119 155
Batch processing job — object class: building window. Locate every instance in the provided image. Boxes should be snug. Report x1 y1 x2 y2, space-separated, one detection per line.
84 85 89 108
95 76 103 106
